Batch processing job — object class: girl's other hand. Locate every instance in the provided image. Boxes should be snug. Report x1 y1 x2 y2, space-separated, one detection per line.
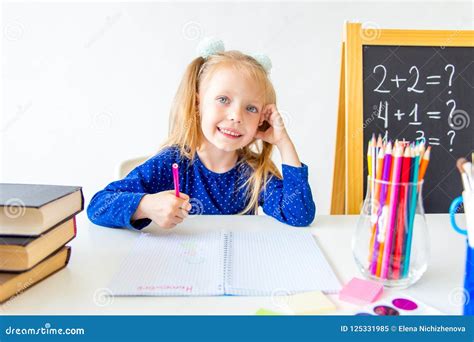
254 104 290 147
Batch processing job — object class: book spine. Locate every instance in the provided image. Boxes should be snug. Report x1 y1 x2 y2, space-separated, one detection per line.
79 188 85 211
73 216 77 237
65 246 72 264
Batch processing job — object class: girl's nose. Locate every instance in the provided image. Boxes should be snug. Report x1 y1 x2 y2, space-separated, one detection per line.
228 108 243 123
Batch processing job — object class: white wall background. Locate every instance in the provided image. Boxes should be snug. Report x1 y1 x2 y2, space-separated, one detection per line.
2 1 472 214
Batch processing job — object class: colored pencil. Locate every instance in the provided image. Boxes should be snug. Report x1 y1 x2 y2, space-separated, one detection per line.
370 141 392 276
418 142 426 162
376 135 383 151
392 145 412 279
402 144 421 277
368 141 373 184
381 143 403 279
418 146 431 182
371 134 377 218
367 140 374 245
368 147 385 263
368 147 385 262
376 142 394 277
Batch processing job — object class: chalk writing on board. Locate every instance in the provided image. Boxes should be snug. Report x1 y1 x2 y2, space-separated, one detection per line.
370 63 469 152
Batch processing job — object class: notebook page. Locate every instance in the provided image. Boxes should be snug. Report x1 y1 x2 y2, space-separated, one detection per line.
108 231 224 296
225 230 341 296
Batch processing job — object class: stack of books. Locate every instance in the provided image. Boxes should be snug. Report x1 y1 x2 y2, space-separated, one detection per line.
0 184 83 303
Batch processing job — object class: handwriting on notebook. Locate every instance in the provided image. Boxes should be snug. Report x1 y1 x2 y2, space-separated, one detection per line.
137 285 193 293
179 242 207 264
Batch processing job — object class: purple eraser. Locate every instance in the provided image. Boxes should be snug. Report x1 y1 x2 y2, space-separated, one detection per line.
339 277 383 305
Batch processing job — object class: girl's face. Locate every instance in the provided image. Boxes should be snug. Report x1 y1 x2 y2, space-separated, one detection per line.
197 65 265 152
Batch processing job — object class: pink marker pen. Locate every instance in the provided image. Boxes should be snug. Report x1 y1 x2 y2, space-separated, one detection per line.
172 163 180 198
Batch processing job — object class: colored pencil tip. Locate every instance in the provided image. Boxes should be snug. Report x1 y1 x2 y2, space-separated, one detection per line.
404 146 411 157
457 158 468 174
424 146 431 158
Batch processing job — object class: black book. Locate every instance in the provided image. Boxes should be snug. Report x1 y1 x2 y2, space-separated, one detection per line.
0 183 83 236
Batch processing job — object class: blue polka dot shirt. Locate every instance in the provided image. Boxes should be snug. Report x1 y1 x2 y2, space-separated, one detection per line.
87 145 316 229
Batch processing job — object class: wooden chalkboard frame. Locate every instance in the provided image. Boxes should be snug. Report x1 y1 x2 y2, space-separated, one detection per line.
331 22 474 214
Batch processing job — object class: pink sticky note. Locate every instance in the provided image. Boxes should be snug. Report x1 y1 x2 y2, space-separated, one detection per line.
339 277 383 305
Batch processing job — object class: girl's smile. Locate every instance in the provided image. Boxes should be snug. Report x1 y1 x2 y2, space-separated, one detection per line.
217 126 243 138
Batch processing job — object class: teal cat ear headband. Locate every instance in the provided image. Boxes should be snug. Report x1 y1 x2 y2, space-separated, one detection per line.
196 37 272 74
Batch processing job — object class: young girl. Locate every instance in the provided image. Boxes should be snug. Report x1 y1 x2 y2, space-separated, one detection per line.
87 38 316 229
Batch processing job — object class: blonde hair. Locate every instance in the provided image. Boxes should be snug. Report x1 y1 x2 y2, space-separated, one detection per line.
160 50 282 215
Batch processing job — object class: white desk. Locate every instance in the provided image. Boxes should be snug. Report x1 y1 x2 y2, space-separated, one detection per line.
0 214 468 315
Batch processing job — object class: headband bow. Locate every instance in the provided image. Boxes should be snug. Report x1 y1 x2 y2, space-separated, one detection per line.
196 37 272 74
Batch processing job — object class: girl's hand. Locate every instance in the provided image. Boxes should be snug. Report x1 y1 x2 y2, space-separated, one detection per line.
132 190 192 229
254 104 290 147
255 104 302 167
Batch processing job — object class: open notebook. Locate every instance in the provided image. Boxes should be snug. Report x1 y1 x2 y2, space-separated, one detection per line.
108 230 341 296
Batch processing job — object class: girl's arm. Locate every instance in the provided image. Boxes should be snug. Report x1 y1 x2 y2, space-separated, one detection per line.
260 162 316 227
276 136 301 168
87 147 177 229
255 104 316 226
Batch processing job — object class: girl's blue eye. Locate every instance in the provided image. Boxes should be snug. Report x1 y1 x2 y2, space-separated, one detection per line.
247 105 258 113
217 96 229 104
217 97 258 113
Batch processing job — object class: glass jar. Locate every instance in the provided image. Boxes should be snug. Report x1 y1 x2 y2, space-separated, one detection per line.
352 176 430 288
